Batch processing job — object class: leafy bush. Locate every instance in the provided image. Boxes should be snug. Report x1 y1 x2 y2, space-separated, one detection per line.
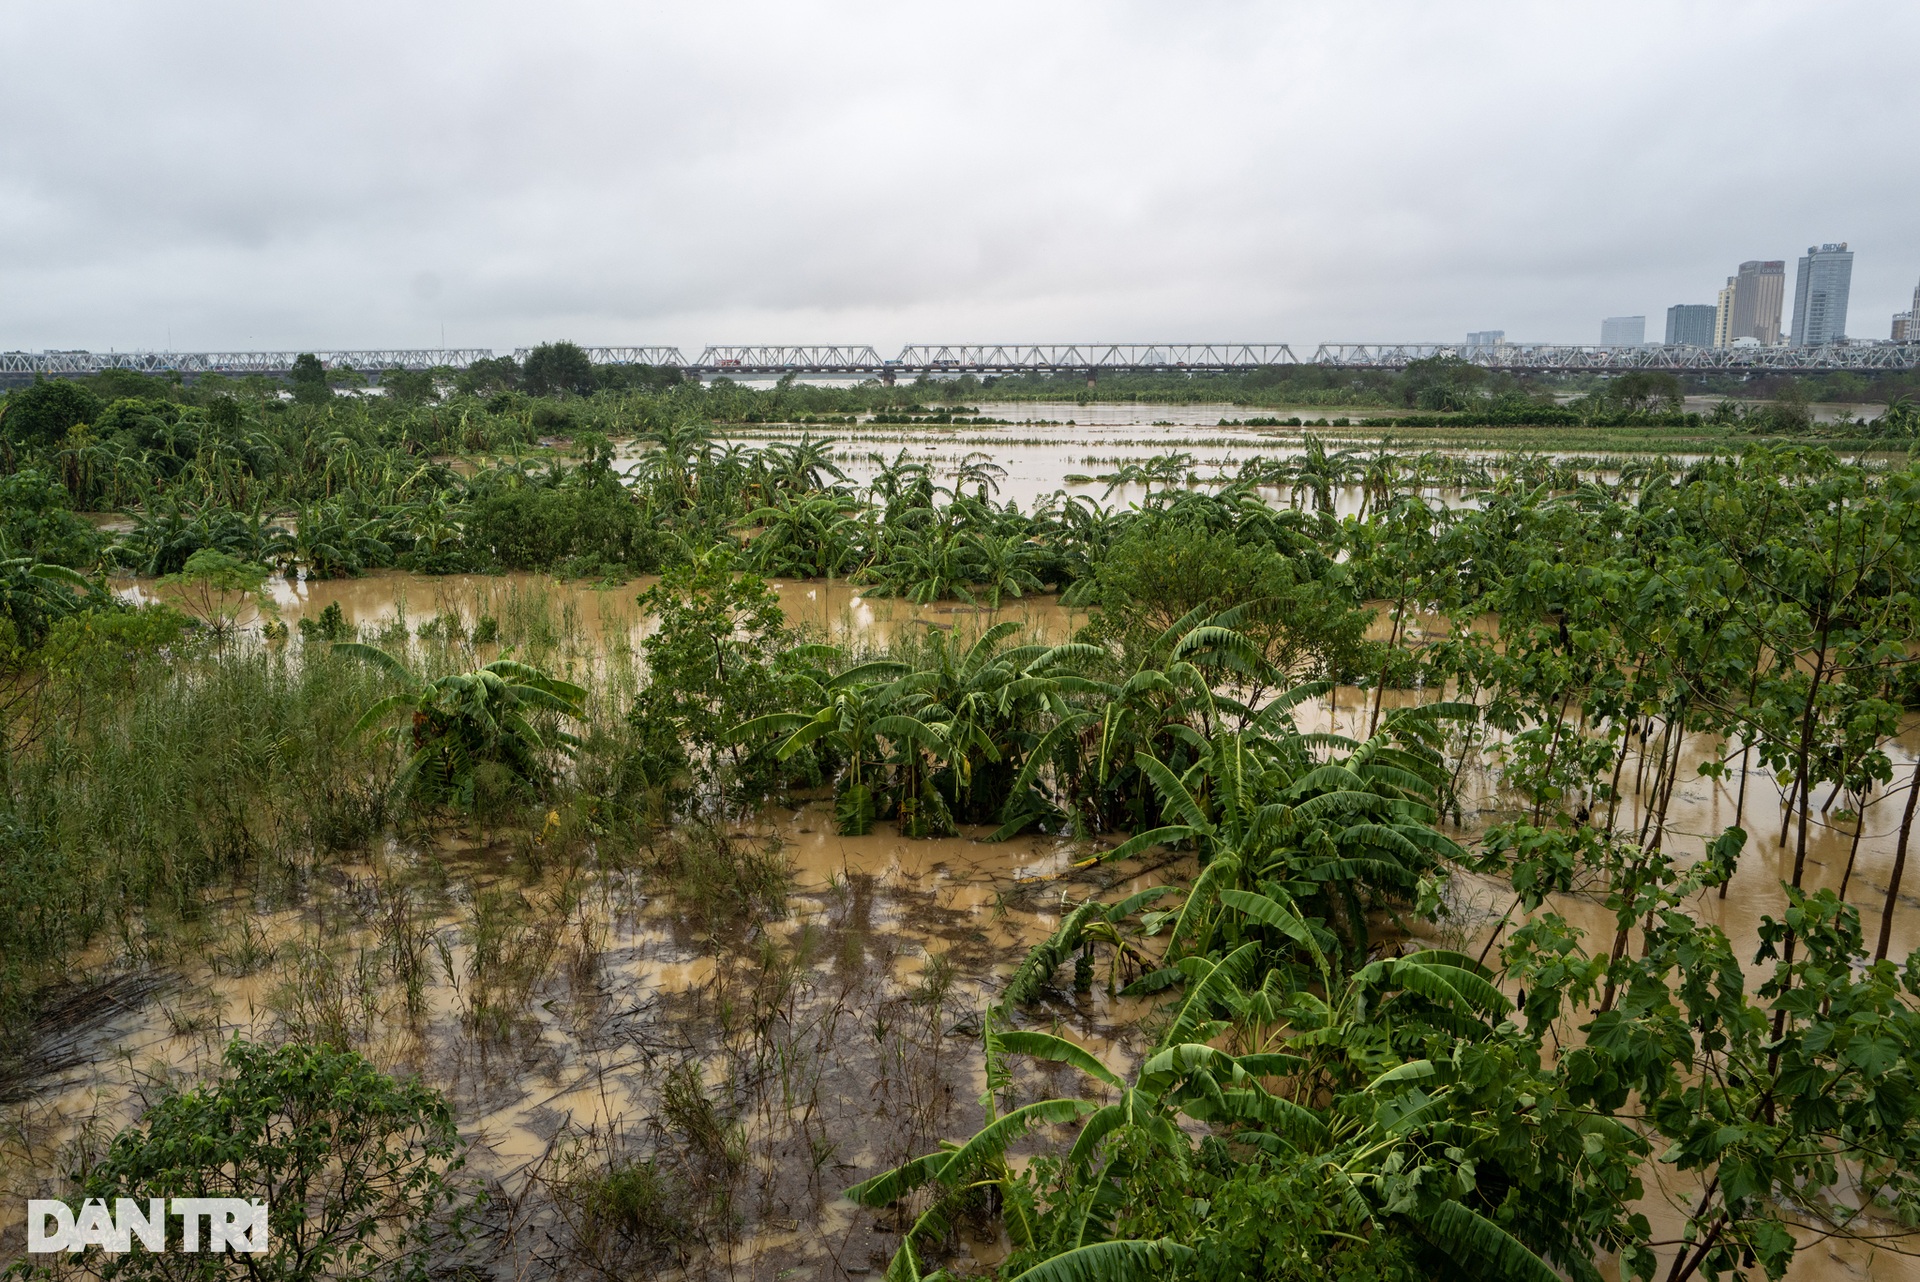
521 342 596 398
0 471 104 568
67 1039 473 1282
38 605 188 688
462 483 662 576
0 378 102 448
629 561 804 794
1091 520 1370 680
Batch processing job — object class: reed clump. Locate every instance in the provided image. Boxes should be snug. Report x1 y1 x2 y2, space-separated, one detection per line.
644 821 792 935
0 640 388 1057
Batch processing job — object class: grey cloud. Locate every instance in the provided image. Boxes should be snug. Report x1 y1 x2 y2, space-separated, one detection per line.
2 0 1915 352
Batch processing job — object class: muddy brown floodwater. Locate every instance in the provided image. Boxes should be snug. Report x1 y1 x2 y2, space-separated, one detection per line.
16 570 1920 1279
0 789 1181 1279
126 567 1084 649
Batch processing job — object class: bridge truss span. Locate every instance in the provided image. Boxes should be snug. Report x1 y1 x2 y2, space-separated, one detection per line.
896 343 1298 373
0 348 494 377
1313 342 1920 372
696 345 886 374
6 341 1920 383
520 346 688 367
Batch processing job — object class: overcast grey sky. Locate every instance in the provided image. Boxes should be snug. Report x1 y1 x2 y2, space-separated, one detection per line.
2 0 1914 353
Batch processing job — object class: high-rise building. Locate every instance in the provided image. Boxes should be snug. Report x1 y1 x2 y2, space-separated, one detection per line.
1601 316 1645 347
1714 278 1736 347
1665 304 1715 347
1465 330 1505 349
1790 243 1853 346
1728 260 1785 346
1896 313 1913 343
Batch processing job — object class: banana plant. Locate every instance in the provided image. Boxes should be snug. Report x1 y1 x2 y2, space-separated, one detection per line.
730 647 912 833
335 642 586 809
853 883 1593 1282
0 555 99 646
1107 702 1471 962
739 491 866 578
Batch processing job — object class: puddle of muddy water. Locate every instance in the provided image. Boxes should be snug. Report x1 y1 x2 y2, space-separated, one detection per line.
0 791 1174 1280
118 569 1082 658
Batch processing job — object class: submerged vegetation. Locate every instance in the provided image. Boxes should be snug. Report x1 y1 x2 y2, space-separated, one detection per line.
5 354 1920 1279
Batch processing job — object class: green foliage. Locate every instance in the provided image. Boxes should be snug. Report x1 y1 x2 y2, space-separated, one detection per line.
1398 355 1488 412
0 646 389 1049
1 377 102 447
0 556 101 648
521 341 596 398
631 561 801 793
6 378 1920 1282
1090 519 1370 680
379 368 438 405
68 1038 472 1281
462 477 661 576
337 643 586 811
288 353 331 406
453 356 522 396
830 435 1920 1279
38 605 188 687
556 1152 691 1270
297 601 350 643
158 548 276 643
0 470 105 567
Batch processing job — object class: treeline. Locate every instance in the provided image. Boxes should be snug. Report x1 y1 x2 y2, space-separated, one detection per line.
5 343 1915 438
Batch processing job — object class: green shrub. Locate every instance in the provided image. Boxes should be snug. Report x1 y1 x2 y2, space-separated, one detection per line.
70 1039 473 1281
628 561 805 794
0 378 102 448
0 470 104 567
1091 520 1371 680
463 484 662 574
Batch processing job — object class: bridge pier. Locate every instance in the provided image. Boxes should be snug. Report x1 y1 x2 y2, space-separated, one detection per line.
1085 367 1097 390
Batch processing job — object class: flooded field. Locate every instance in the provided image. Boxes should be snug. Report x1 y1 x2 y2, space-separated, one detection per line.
9 411 1920 1281
0 788 1177 1278
11 562 1920 1278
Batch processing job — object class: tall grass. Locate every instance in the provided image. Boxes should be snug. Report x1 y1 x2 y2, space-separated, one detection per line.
0 644 390 1051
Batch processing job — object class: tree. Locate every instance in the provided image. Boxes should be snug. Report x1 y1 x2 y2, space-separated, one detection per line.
1397 355 1486 411
1610 370 1683 414
0 469 106 568
521 342 596 398
0 556 99 648
453 356 520 396
156 548 276 645
288 354 331 406
1091 521 1369 683
0 377 102 447
629 560 801 792
68 1039 474 1282
379 369 437 405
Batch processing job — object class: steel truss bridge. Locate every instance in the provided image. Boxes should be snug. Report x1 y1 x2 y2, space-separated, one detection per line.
5 341 1917 382
1311 343 1920 372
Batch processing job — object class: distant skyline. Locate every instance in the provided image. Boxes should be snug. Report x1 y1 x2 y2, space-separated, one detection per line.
1 1 1916 353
